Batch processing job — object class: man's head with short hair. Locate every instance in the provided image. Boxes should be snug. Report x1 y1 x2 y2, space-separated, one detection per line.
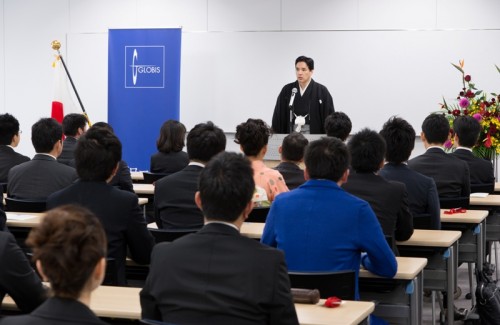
295 56 314 71
62 114 88 137
304 137 350 182
0 113 21 146
196 152 255 223
348 128 386 173
280 132 308 163
74 126 122 181
380 117 416 164
453 115 481 148
31 118 63 154
421 114 450 146
187 121 226 163
324 112 352 141
235 118 272 157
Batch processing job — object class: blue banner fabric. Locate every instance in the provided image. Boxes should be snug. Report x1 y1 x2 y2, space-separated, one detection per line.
108 28 181 171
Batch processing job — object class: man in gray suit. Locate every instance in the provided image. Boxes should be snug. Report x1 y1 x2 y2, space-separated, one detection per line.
7 118 77 200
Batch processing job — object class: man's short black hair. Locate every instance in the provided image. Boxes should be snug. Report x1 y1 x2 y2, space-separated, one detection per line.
295 56 314 71
380 117 416 164
187 121 226 162
422 114 450 145
304 137 350 182
62 114 87 137
453 115 481 148
74 127 122 181
324 112 352 141
31 118 62 153
0 113 20 145
281 132 308 162
198 152 255 222
348 128 386 173
235 118 272 157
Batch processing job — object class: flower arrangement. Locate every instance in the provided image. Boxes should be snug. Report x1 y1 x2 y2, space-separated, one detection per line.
441 60 500 159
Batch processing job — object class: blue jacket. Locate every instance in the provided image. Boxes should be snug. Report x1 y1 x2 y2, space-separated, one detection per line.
261 179 397 298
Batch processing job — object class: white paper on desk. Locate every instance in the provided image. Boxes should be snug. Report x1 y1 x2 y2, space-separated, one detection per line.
7 214 37 221
470 192 489 198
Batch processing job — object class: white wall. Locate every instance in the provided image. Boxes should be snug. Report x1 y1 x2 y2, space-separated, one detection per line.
0 0 499 160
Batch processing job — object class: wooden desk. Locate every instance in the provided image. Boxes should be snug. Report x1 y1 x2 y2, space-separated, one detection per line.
470 194 500 206
2 286 374 325
359 256 426 325
131 171 144 181
133 183 154 195
397 229 461 324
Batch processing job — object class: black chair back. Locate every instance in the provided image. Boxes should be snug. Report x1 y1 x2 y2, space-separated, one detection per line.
149 228 198 243
412 213 433 230
439 196 470 209
471 183 495 194
143 172 169 184
103 257 118 286
0 182 7 194
288 270 356 300
247 207 270 223
5 197 46 212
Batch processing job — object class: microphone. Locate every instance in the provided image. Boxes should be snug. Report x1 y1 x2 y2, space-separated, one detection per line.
289 88 297 107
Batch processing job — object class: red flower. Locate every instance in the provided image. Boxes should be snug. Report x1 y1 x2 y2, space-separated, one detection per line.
463 109 469 115
452 109 460 116
464 75 471 82
485 133 492 148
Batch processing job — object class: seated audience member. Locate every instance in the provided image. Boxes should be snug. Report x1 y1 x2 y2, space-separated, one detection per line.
154 121 226 229
0 205 108 325
57 113 88 167
342 129 413 242
0 113 30 183
92 122 134 192
141 152 298 324
261 137 397 299
47 127 155 285
273 132 308 189
408 113 470 199
379 117 440 230
452 115 495 192
235 118 288 206
7 118 77 200
324 111 352 141
0 226 46 314
150 120 189 174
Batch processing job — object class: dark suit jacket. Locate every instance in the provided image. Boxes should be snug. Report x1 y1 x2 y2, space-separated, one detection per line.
47 181 155 285
408 147 471 198
342 172 414 241
154 164 204 229
452 148 495 192
150 151 189 174
0 146 30 183
0 232 46 314
273 162 305 190
380 163 441 230
109 160 134 192
140 223 298 325
0 297 107 325
57 137 77 167
7 154 77 200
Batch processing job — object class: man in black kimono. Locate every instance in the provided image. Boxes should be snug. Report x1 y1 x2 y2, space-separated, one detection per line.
272 56 334 134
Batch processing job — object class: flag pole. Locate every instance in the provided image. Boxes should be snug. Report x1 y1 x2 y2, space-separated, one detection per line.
51 40 92 127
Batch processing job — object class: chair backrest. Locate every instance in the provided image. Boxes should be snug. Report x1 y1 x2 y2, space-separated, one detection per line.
5 197 46 213
471 183 495 194
288 270 356 300
103 257 118 286
143 172 169 184
140 320 171 325
247 207 270 223
412 213 433 230
0 182 7 194
439 196 470 210
149 228 198 243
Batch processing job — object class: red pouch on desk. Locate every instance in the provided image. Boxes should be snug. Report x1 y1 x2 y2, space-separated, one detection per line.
324 296 342 308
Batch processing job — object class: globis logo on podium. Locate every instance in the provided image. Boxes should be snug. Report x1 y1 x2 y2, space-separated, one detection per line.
125 46 165 88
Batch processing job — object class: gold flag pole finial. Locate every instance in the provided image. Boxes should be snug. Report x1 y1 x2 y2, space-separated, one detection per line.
51 40 61 52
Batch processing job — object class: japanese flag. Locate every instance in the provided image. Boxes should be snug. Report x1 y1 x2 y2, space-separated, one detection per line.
51 56 78 123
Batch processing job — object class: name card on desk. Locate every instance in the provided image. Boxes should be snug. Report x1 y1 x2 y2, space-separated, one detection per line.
470 192 489 198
